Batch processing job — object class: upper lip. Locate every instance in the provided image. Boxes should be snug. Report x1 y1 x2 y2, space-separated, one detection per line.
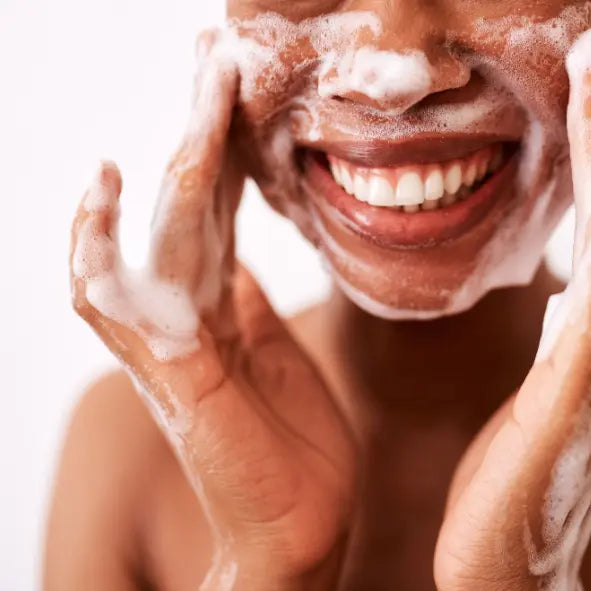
297 133 521 169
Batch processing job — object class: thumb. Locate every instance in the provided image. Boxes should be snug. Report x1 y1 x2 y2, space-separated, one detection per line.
233 264 293 350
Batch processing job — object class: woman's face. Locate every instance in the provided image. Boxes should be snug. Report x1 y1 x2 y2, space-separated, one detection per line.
226 0 591 318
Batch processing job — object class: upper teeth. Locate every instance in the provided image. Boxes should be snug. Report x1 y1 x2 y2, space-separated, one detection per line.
328 145 502 212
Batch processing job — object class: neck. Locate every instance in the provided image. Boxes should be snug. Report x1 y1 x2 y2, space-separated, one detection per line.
323 264 564 421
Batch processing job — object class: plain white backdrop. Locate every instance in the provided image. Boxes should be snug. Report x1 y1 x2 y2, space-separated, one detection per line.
0 1 576 589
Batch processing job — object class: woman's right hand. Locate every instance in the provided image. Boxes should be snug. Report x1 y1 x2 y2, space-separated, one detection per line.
69 31 356 591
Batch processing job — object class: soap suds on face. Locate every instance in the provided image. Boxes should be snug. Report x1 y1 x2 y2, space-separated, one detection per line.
318 48 433 107
223 11 382 104
476 4 591 58
221 6 585 319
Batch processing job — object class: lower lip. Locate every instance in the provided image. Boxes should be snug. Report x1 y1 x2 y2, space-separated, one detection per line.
303 151 518 249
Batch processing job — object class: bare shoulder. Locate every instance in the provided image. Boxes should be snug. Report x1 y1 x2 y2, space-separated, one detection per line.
44 371 212 590
53 370 172 495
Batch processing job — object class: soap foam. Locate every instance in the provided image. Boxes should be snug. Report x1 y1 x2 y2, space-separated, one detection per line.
523 27 591 588
525 401 591 590
536 28 591 362
222 11 383 104
73 162 200 362
318 48 433 106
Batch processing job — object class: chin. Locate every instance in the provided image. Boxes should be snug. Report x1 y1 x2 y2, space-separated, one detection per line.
242 112 572 321
235 61 573 322
300 144 572 320
226 5 586 321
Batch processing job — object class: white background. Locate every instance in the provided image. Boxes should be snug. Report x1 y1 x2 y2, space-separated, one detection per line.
0 1 576 589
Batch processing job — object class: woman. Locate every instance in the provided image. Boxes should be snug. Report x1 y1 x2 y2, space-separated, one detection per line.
44 0 591 589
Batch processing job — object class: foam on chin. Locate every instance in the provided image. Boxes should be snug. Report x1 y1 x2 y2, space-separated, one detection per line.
223 8 578 320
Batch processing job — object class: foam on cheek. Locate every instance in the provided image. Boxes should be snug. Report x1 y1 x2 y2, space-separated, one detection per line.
226 6 586 324
420 6 591 320
225 11 383 105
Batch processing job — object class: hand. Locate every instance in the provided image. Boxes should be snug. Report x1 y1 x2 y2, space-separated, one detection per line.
435 30 591 591
69 31 355 591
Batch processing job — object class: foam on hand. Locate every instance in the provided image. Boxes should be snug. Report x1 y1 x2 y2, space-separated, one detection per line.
520 26 591 589
523 379 591 590
73 162 200 363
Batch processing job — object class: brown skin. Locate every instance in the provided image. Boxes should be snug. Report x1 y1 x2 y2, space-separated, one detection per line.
44 1 591 590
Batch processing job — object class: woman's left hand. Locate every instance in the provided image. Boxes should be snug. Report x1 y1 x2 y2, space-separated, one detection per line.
435 29 591 591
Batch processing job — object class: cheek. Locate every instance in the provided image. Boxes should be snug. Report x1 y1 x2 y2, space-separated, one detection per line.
236 42 317 127
459 6 591 123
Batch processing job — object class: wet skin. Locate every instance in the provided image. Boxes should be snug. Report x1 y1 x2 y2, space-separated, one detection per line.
44 1 591 590
228 0 584 315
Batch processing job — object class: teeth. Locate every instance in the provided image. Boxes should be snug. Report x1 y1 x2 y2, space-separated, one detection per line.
353 175 369 202
368 176 396 206
341 167 354 194
441 192 458 207
328 144 504 213
477 158 488 179
422 199 439 211
444 163 462 195
464 162 477 187
490 150 503 172
395 172 424 206
330 161 342 185
425 169 444 201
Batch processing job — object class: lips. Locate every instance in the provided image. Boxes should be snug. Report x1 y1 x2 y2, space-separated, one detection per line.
302 141 519 249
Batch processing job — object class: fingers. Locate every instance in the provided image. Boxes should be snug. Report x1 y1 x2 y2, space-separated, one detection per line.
70 161 203 365
567 30 591 264
149 32 241 304
70 161 122 299
534 32 591 363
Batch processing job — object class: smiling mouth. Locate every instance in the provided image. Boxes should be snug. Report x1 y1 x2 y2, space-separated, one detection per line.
302 140 520 249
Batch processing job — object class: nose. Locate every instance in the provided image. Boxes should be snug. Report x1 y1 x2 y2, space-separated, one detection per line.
317 2 471 113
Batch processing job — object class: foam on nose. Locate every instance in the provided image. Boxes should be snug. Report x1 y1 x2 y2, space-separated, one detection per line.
317 47 433 108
